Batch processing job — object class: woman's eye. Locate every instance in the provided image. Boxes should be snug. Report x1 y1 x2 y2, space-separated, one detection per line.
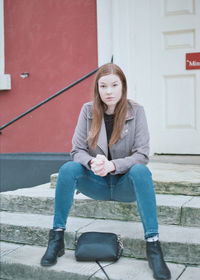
100 85 106 88
113 84 118 87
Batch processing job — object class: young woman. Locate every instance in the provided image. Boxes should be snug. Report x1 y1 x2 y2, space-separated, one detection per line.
41 63 171 280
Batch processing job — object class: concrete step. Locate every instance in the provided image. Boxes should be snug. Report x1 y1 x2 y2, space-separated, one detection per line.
50 162 200 196
1 241 190 280
1 183 200 227
1 212 200 265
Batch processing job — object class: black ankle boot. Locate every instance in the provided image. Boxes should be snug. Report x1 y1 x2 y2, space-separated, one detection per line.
41 229 65 266
146 241 171 280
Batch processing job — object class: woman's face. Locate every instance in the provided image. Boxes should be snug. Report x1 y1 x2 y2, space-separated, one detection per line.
98 74 122 113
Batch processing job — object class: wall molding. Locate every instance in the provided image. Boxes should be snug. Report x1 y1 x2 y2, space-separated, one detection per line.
96 0 113 66
0 0 11 90
96 0 135 99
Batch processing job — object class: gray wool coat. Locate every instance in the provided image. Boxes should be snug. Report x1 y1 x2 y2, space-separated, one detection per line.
70 99 150 174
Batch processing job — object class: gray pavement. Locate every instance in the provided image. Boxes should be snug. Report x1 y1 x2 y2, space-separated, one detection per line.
0 242 193 280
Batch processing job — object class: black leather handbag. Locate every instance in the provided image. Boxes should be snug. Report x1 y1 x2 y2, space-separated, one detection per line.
75 232 123 279
75 231 123 261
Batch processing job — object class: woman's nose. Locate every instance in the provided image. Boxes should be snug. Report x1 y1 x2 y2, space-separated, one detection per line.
106 87 112 94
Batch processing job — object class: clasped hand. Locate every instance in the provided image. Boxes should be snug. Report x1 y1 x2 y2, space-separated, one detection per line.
90 154 115 177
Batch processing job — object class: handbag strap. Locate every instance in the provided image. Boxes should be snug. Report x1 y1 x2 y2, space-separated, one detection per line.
87 261 115 280
96 261 111 280
87 234 124 280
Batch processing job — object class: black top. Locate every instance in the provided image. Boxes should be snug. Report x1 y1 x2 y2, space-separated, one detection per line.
104 113 114 160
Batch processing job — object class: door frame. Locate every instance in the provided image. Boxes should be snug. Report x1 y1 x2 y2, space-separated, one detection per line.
0 0 11 90
96 0 137 99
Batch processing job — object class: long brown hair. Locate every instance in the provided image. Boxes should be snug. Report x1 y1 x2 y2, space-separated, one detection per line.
88 63 128 149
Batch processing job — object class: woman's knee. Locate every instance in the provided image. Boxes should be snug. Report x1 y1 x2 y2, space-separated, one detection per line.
58 161 84 179
129 164 152 178
128 164 154 193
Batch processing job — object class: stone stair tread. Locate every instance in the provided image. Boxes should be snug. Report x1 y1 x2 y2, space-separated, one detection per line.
183 196 200 208
0 241 188 280
0 183 54 197
49 162 200 183
0 211 94 233
1 211 200 244
50 162 200 195
50 162 200 184
148 162 200 184
1 212 200 265
1 183 200 228
1 182 197 207
177 266 200 280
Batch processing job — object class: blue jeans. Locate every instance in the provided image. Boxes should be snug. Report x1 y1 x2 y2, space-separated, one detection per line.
53 161 158 239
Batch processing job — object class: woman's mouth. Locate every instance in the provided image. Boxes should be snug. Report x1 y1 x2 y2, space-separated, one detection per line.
106 97 114 100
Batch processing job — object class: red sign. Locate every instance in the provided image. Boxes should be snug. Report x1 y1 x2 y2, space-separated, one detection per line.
186 52 200 70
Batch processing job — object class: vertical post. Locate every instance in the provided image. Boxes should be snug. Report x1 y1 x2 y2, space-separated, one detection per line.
96 0 113 66
0 0 11 90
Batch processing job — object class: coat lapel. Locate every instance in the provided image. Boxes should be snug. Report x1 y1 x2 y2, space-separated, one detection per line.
97 118 108 157
87 100 136 157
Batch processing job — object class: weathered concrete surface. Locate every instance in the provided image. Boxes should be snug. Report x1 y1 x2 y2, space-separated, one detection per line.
50 162 200 196
0 212 94 250
178 266 200 280
1 212 200 265
0 242 100 280
150 155 200 165
1 183 199 227
0 242 186 280
0 242 23 257
94 257 185 280
148 162 200 196
181 197 200 227
71 193 191 226
148 163 200 184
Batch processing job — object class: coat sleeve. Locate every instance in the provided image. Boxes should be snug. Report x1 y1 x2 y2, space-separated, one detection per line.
111 106 150 174
70 104 93 169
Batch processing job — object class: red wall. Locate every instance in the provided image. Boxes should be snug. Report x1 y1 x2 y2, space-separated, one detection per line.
0 0 98 153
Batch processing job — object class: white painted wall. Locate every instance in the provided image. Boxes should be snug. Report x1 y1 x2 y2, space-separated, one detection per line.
96 0 136 101
96 0 113 66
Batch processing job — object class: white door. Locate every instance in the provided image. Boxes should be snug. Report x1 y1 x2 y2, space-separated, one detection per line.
150 0 200 154
97 0 200 154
